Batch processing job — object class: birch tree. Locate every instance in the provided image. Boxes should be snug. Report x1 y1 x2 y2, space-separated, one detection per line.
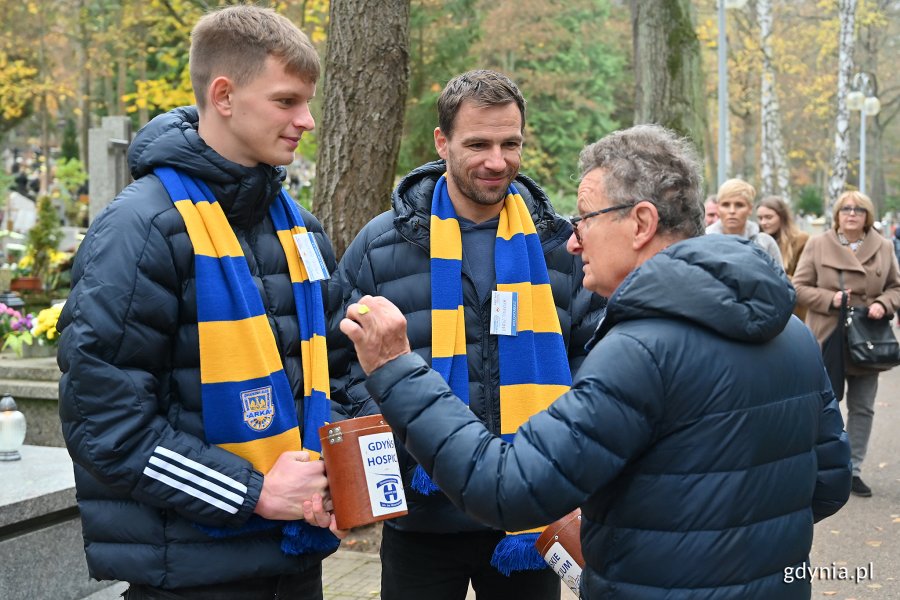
758 0 790 200
826 0 858 212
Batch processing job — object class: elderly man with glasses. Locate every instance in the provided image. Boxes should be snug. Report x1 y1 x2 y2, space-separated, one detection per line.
340 124 851 600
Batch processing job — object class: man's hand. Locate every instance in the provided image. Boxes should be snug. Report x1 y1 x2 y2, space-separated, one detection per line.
302 493 350 539
254 451 329 521
340 295 412 375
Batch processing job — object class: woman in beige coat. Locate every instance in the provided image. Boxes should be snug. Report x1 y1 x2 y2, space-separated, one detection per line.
794 191 900 498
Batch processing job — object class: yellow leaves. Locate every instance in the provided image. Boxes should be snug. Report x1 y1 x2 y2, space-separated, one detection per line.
0 51 39 121
122 75 194 115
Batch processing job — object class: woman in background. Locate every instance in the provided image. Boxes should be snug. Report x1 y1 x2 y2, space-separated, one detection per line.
757 196 810 319
706 178 782 264
794 191 900 498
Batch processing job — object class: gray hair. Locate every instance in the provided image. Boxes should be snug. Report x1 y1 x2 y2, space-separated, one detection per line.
578 124 704 239
437 70 526 139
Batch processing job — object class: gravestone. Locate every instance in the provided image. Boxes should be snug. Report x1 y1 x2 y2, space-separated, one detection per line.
88 116 132 224
0 445 117 599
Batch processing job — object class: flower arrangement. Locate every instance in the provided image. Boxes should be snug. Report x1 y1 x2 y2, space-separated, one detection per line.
0 303 35 356
31 304 63 346
0 302 64 356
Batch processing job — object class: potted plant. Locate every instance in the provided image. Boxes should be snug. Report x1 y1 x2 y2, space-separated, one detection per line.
12 195 62 292
0 303 34 357
2 303 62 358
24 303 63 357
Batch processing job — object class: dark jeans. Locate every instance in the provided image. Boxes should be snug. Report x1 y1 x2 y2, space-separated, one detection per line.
123 563 322 600
380 526 560 600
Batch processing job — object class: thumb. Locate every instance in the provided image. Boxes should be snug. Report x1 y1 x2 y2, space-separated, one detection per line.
281 451 310 462
340 317 363 341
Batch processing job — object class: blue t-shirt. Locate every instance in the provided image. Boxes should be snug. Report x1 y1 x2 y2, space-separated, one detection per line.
458 215 499 303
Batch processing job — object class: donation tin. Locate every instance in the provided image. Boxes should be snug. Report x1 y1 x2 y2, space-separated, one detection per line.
319 415 408 530
535 508 584 597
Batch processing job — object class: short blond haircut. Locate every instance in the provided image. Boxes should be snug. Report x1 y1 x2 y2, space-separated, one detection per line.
189 5 320 110
716 178 756 207
832 191 876 232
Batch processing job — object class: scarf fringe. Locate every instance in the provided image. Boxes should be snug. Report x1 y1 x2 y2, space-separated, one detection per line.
411 464 441 495
196 517 339 555
281 521 340 555
490 532 545 576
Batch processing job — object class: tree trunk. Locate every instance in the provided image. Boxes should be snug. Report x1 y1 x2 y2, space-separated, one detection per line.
77 0 91 169
630 0 707 158
826 0 857 214
758 0 790 201
313 0 410 259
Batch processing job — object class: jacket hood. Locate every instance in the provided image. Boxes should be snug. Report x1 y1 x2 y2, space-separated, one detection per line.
127 106 286 227
390 160 571 250
597 235 795 344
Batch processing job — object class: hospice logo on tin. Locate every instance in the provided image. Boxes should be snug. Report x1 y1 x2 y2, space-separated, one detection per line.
376 477 404 509
241 386 274 432
359 433 408 516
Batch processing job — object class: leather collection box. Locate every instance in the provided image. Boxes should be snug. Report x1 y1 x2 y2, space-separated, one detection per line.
319 415 408 530
535 508 584 597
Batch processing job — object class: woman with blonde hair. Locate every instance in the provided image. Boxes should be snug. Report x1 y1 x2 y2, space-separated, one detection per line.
794 190 900 497
706 178 782 263
757 196 810 318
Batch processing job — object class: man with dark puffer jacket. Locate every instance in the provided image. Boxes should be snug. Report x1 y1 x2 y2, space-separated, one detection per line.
331 70 604 599
340 124 852 599
58 6 342 599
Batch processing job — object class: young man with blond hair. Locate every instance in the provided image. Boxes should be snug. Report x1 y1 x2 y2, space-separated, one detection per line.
58 6 341 599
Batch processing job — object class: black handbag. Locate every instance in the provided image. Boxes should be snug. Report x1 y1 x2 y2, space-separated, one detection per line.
846 306 900 370
821 289 847 401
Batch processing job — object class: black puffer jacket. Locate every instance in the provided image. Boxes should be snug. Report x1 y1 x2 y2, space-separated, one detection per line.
366 235 852 599
57 107 339 588
330 160 605 533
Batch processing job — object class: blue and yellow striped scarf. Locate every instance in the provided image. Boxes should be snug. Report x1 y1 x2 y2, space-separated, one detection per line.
426 173 572 574
156 167 336 554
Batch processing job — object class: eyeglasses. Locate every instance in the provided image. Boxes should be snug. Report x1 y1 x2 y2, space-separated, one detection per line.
569 203 635 244
839 206 867 215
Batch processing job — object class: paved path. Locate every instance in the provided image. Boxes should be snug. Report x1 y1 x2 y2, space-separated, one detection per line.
322 549 577 599
809 356 900 599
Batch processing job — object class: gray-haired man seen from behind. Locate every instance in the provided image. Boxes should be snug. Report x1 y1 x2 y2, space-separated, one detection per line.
340 124 852 599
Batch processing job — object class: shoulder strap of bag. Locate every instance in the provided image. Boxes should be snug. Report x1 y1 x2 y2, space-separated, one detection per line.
838 270 848 324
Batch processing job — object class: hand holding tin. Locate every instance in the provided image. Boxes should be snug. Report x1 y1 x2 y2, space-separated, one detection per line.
253 451 329 520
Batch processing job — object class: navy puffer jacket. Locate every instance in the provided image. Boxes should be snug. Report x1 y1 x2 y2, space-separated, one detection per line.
365 235 851 598
57 107 339 588
330 160 606 533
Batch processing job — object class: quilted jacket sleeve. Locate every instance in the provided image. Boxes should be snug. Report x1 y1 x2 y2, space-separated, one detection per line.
57 182 263 528
364 334 662 531
811 389 852 522
328 214 391 421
